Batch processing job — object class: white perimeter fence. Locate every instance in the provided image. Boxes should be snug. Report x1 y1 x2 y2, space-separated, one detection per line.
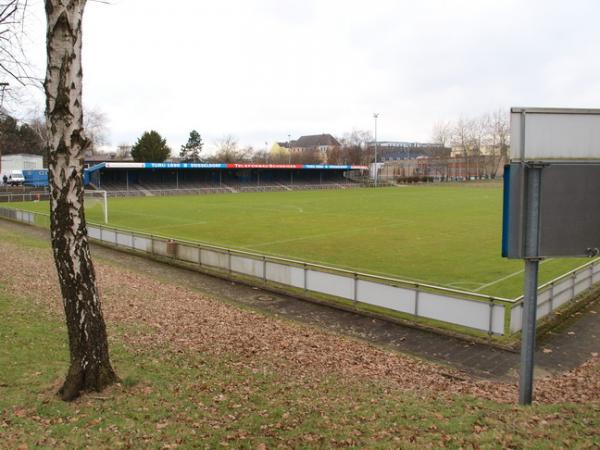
0 191 50 203
1 206 599 337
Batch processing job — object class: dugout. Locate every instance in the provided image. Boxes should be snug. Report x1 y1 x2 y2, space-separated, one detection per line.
84 162 367 191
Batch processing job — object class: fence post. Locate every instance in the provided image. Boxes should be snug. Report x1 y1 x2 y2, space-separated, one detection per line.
571 273 576 299
414 284 420 316
590 265 594 288
151 235 155 255
262 256 266 284
228 249 231 274
549 282 554 312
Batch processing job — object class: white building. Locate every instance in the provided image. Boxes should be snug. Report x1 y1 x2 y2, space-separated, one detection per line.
0 153 44 181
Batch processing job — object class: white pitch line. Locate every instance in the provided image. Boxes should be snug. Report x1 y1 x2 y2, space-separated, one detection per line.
447 281 482 289
474 258 553 292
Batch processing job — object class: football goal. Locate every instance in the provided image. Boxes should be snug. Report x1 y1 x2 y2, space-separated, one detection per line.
84 190 108 224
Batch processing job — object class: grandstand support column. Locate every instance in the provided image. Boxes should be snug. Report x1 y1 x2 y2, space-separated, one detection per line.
176 171 179 189
219 171 222 187
126 170 129 191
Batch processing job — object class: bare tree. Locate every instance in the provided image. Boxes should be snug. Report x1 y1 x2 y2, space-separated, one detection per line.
471 114 489 179
338 129 372 165
487 109 509 178
431 120 452 147
325 145 342 164
452 117 476 180
214 135 252 162
0 1 30 169
45 0 118 401
250 149 269 163
0 1 32 87
269 143 290 164
115 143 131 160
84 106 109 153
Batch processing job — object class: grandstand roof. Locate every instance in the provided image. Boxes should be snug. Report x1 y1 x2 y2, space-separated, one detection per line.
85 162 367 174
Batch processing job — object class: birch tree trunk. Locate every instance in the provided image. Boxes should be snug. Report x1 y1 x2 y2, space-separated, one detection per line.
44 0 118 401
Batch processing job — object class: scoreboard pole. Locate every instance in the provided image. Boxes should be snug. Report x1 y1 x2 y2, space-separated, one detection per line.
519 164 542 405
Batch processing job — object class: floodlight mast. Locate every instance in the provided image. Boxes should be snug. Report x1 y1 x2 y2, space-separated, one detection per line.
373 113 379 186
0 82 8 176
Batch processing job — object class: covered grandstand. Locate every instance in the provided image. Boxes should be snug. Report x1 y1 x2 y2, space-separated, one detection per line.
84 162 368 195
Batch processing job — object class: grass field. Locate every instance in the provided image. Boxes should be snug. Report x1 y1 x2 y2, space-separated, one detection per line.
10 184 590 298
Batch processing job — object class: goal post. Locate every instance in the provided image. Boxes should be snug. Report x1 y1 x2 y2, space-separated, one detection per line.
84 190 108 224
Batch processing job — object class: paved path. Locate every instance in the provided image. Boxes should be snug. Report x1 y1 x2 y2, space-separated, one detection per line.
2 220 599 382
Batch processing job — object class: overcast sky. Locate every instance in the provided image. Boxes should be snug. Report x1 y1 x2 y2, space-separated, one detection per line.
16 0 600 153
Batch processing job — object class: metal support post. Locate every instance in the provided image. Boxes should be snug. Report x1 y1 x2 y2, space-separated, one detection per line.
519 165 542 405
103 190 108 224
488 299 494 335
303 264 307 291
414 284 420 316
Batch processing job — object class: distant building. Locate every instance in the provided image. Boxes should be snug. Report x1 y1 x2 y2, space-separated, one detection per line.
380 153 507 181
286 134 341 162
451 144 507 157
0 153 44 180
372 141 451 161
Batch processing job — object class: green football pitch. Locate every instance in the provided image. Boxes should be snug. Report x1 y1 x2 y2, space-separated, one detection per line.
10 184 589 299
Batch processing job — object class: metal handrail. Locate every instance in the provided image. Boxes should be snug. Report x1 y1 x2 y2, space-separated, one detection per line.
512 258 600 303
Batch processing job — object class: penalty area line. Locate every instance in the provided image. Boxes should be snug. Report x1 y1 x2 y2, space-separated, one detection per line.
473 258 553 292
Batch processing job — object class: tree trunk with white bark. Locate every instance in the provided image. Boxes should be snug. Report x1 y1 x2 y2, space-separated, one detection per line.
44 0 118 401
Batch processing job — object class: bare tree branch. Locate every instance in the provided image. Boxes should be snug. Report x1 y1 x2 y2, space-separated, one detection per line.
0 0 33 87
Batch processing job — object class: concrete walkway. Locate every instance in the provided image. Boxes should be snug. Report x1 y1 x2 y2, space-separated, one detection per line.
3 220 599 382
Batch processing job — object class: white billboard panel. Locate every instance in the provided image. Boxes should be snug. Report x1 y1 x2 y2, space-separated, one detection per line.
510 107 600 161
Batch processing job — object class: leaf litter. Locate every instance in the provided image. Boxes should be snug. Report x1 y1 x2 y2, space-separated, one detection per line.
0 235 599 405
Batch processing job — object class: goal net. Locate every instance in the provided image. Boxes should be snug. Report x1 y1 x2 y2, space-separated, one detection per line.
84 190 108 224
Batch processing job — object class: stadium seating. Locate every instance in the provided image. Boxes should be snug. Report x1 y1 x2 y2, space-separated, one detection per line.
94 172 357 196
